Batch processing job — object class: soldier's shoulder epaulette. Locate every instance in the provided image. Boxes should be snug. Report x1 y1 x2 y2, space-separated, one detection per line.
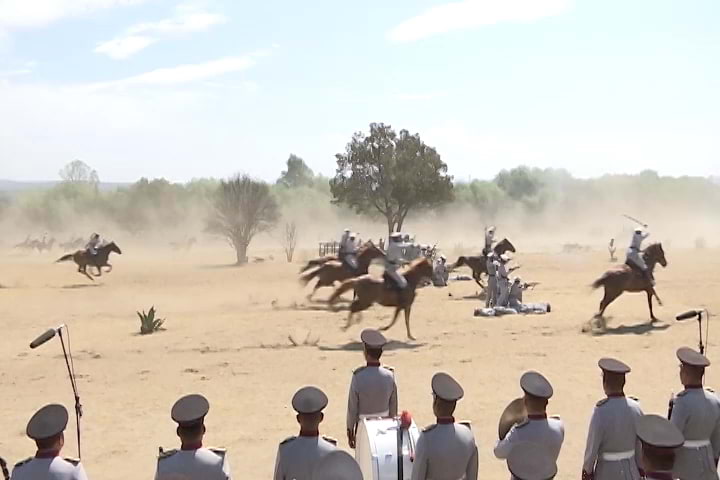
383 365 394 372
459 421 472 430
279 436 296 445
63 457 80 466
596 398 608 407
322 436 337 445
705 387 715 393
550 415 561 420
14 457 32 469
423 424 437 432
628 395 639 402
515 419 530 429
677 390 689 397
209 447 226 459
353 366 367 375
158 449 178 460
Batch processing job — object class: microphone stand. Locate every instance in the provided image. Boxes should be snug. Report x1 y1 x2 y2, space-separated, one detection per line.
58 327 82 459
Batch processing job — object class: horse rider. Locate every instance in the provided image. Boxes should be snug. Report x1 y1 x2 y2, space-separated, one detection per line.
274 386 337 480
346 329 398 452
486 252 498 308
484 226 496 255
339 229 350 255
496 254 511 307
635 415 684 480
11 403 89 480
341 232 359 273
385 233 411 291
86 233 101 256
433 255 449 287
582 358 643 480
626 227 653 285
155 394 231 480
669 347 720 480
411 373 478 480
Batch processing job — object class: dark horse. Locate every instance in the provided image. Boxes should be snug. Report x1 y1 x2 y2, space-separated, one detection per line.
591 243 667 326
299 242 385 301
328 257 434 340
451 238 516 287
56 241 123 281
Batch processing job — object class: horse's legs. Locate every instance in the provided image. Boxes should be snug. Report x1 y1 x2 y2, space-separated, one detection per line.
380 307 402 332
646 290 659 323
342 310 354 331
93 265 102 277
404 306 415 341
597 287 621 317
650 287 663 306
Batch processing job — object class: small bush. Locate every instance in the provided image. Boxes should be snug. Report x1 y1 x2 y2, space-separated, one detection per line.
138 306 165 335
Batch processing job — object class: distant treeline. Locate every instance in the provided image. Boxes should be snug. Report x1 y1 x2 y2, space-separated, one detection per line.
1 158 718 239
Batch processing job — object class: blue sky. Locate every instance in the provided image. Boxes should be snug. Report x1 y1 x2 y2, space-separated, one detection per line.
1 0 718 182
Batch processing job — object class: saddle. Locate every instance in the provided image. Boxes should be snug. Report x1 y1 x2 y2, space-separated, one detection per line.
382 271 404 292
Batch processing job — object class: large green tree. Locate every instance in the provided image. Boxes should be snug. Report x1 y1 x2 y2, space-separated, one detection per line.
206 175 280 265
330 123 454 235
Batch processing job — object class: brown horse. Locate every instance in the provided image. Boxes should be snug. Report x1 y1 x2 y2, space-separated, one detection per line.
591 243 667 325
451 238 516 287
328 257 434 340
299 254 337 274
299 242 384 300
56 241 123 281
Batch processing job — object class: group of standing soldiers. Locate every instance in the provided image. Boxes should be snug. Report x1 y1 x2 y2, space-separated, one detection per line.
7 331 720 479
484 226 524 309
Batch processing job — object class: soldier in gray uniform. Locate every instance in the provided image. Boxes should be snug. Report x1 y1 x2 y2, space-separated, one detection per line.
495 371 564 474
274 386 338 480
411 372 478 480
155 394 231 480
496 254 511 307
669 347 720 480
486 252 498 307
636 414 685 480
347 329 398 449
11 404 89 480
507 441 557 480
311 450 363 480
582 358 643 480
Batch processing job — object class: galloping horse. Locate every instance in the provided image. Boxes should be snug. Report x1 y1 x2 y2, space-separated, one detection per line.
56 241 123 281
328 257 434 340
451 238 516 287
591 243 667 324
299 242 385 300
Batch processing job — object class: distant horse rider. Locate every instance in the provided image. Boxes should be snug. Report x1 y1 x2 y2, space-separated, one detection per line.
484 226 496 255
626 228 653 285
385 233 411 291
86 233 101 256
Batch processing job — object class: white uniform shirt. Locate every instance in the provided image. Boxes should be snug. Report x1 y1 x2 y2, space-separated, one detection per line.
155 447 231 480
347 364 398 431
274 435 337 480
386 241 410 266
494 416 565 462
11 456 88 480
629 231 649 250
411 422 478 480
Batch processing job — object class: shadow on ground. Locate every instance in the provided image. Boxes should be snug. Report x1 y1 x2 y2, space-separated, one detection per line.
62 283 102 289
592 321 671 336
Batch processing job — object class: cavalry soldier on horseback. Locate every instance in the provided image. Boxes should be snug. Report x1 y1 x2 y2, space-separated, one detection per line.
274 386 337 480
582 358 643 480
484 226 496 255
669 347 720 480
385 233 411 291
346 329 398 452
626 228 654 285
85 233 101 256
155 394 231 480
411 373 478 480
339 231 359 273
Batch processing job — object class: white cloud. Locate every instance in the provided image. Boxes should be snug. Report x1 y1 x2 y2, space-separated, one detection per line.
0 0 148 29
92 50 270 88
94 35 156 59
388 0 573 43
95 3 227 59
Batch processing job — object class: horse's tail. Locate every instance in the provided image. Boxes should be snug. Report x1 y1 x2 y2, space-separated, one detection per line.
299 265 322 286
328 278 358 305
56 253 73 263
299 260 319 274
591 272 611 289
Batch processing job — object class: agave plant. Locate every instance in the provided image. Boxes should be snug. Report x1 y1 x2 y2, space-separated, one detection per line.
138 306 165 335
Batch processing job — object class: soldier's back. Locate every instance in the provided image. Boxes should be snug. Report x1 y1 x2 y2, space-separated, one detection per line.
275 436 337 480
156 448 228 480
11 457 87 480
414 423 477 480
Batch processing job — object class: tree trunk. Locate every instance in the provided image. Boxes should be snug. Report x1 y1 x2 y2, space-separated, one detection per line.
235 242 248 265
386 215 395 237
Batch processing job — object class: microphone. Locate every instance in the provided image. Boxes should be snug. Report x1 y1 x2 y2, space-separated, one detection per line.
676 310 702 321
29 325 64 349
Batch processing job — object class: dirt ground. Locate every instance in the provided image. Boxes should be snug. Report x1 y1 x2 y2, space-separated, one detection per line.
1 243 719 479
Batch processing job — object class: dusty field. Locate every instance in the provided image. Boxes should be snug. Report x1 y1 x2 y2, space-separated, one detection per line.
1 244 719 479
